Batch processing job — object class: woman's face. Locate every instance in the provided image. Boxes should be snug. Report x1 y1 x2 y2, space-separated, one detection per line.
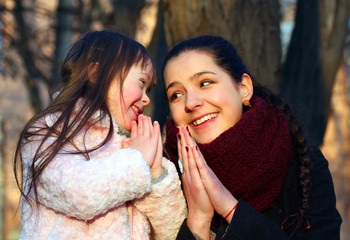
107 60 153 130
164 50 252 144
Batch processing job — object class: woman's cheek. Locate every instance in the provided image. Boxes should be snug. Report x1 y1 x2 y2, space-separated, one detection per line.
170 105 182 125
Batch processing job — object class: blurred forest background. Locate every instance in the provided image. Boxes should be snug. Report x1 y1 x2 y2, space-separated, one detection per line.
0 0 349 239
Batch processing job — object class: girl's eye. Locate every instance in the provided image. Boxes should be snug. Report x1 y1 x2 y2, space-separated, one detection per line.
200 80 212 87
139 79 146 85
170 92 182 101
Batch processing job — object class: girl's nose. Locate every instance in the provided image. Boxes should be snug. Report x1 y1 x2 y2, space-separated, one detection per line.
141 92 150 106
185 91 203 112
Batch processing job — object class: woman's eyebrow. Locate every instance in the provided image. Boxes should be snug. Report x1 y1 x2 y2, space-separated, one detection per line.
166 71 216 92
166 82 180 92
190 71 216 80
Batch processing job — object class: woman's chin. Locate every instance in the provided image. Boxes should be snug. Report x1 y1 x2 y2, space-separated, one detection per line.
193 133 219 144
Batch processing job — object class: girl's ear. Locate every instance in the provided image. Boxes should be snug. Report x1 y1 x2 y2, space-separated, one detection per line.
240 73 254 101
88 62 99 83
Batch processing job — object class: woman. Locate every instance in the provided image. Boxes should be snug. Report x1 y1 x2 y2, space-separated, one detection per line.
162 35 342 239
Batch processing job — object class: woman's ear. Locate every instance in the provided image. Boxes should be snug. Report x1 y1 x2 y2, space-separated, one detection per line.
88 62 99 83
240 73 254 101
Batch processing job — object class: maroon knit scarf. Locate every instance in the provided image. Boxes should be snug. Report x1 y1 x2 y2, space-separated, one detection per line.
164 96 293 212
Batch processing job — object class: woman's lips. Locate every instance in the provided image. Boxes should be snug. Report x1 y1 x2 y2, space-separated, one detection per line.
192 113 218 126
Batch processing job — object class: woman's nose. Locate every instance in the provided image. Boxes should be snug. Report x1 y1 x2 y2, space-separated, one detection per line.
185 91 203 112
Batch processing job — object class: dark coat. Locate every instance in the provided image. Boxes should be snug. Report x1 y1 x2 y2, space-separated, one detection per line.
176 145 342 239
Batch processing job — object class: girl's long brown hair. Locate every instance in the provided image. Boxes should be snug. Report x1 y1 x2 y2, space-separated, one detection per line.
14 30 156 206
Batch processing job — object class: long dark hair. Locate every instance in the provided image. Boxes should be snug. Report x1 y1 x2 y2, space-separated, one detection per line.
14 30 156 205
162 35 311 235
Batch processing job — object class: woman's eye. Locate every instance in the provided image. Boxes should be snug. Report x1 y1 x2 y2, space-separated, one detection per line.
200 80 212 87
170 92 182 101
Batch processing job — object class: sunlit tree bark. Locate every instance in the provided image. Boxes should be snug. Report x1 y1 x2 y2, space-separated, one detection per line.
320 0 349 129
162 0 282 88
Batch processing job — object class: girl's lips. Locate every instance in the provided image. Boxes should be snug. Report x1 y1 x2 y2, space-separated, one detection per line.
131 105 141 117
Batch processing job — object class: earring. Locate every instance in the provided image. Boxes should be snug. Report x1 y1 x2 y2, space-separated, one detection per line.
243 100 251 107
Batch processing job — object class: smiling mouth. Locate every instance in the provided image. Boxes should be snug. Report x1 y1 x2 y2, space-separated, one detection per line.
192 113 218 126
132 105 140 114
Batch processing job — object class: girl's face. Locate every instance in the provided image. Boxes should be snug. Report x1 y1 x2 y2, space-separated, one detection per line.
164 50 253 144
107 60 153 130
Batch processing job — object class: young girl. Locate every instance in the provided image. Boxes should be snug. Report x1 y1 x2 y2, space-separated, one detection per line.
14 30 186 239
162 36 342 239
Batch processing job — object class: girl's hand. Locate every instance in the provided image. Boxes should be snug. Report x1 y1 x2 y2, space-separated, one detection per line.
121 140 131 149
130 115 161 178
182 126 238 223
178 126 213 240
150 120 163 178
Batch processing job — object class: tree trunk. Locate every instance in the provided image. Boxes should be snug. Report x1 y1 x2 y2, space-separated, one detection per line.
111 0 146 38
321 61 350 240
162 0 282 89
148 0 169 129
13 0 44 113
280 0 349 146
320 0 349 127
0 117 4 240
52 0 75 91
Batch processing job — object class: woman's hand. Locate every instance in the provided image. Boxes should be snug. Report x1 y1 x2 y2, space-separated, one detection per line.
130 114 163 178
181 126 238 223
177 126 213 240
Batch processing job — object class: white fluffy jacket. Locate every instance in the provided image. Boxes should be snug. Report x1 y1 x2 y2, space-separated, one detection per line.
19 111 187 239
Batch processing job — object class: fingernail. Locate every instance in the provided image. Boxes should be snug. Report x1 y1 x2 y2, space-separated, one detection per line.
195 146 198 151
176 127 181 133
177 133 181 140
188 131 192 137
186 126 189 131
185 146 189 152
